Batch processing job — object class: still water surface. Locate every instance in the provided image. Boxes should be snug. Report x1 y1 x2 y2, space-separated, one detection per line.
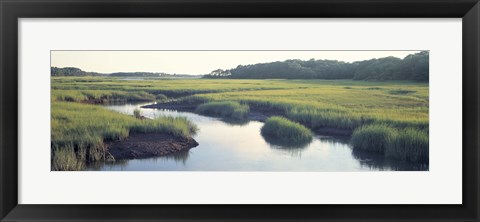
86 103 428 171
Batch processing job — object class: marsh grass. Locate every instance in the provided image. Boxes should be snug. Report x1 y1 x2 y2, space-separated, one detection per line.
52 145 85 171
195 101 250 120
155 94 169 103
287 107 363 130
350 124 398 153
386 128 429 163
52 89 156 103
51 102 198 170
133 108 142 119
261 116 313 144
187 81 428 132
52 78 428 133
351 124 429 163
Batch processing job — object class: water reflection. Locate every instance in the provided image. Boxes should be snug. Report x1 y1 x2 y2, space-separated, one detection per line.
163 149 191 164
88 159 129 171
220 117 250 126
316 135 351 144
261 133 312 150
351 148 429 171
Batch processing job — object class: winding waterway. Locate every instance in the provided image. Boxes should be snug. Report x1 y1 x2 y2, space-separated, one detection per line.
86 103 428 171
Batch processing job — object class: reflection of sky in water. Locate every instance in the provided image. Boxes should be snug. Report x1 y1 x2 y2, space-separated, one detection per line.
86 103 428 171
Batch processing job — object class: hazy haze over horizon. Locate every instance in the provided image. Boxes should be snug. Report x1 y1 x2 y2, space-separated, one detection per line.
51 51 422 75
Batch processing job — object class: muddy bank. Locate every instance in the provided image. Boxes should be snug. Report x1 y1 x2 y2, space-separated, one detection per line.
106 132 199 160
142 102 196 112
315 127 352 137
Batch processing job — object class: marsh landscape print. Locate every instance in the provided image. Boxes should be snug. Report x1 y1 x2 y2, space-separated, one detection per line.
51 51 429 171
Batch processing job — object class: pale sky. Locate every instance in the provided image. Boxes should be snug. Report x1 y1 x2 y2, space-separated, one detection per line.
51 51 421 75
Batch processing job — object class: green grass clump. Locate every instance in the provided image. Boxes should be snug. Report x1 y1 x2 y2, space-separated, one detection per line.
350 124 398 153
386 128 429 163
261 116 313 144
129 116 198 138
351 124 429 163
195 101 249 120
52 145 85 171
155 94 169 103
287 107 363 130
133 108 142 119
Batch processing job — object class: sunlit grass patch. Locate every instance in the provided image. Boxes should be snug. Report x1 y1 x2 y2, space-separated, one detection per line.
52 89 156 103
195 101 250 120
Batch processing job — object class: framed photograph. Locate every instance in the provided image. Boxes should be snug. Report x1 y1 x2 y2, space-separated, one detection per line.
1 0 479 221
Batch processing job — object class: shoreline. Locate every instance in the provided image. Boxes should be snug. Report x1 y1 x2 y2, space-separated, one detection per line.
105 132 199 160
141 102 352 137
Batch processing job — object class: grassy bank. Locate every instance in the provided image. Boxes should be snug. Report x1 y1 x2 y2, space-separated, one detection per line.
51 101 197 170
52 89 156 103
195 101 249 120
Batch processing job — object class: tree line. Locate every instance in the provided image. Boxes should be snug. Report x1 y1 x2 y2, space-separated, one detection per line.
203 51 429 82
51 67 196 78
51 67 102 77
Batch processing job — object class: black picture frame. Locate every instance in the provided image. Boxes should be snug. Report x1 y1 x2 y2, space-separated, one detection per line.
1 0 479 221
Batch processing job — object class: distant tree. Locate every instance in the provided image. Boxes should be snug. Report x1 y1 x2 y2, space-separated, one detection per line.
51 67 171 78
393 51 429 81
51 67 87 76
353 51 429 82
217 59 356 80
203 69 231 78
353 57 402 81
109 72 162 77
211 69 231 77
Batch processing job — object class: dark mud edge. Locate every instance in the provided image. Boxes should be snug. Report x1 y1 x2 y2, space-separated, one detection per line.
142 103 196 112
142 103 352 137
106 132 198 160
